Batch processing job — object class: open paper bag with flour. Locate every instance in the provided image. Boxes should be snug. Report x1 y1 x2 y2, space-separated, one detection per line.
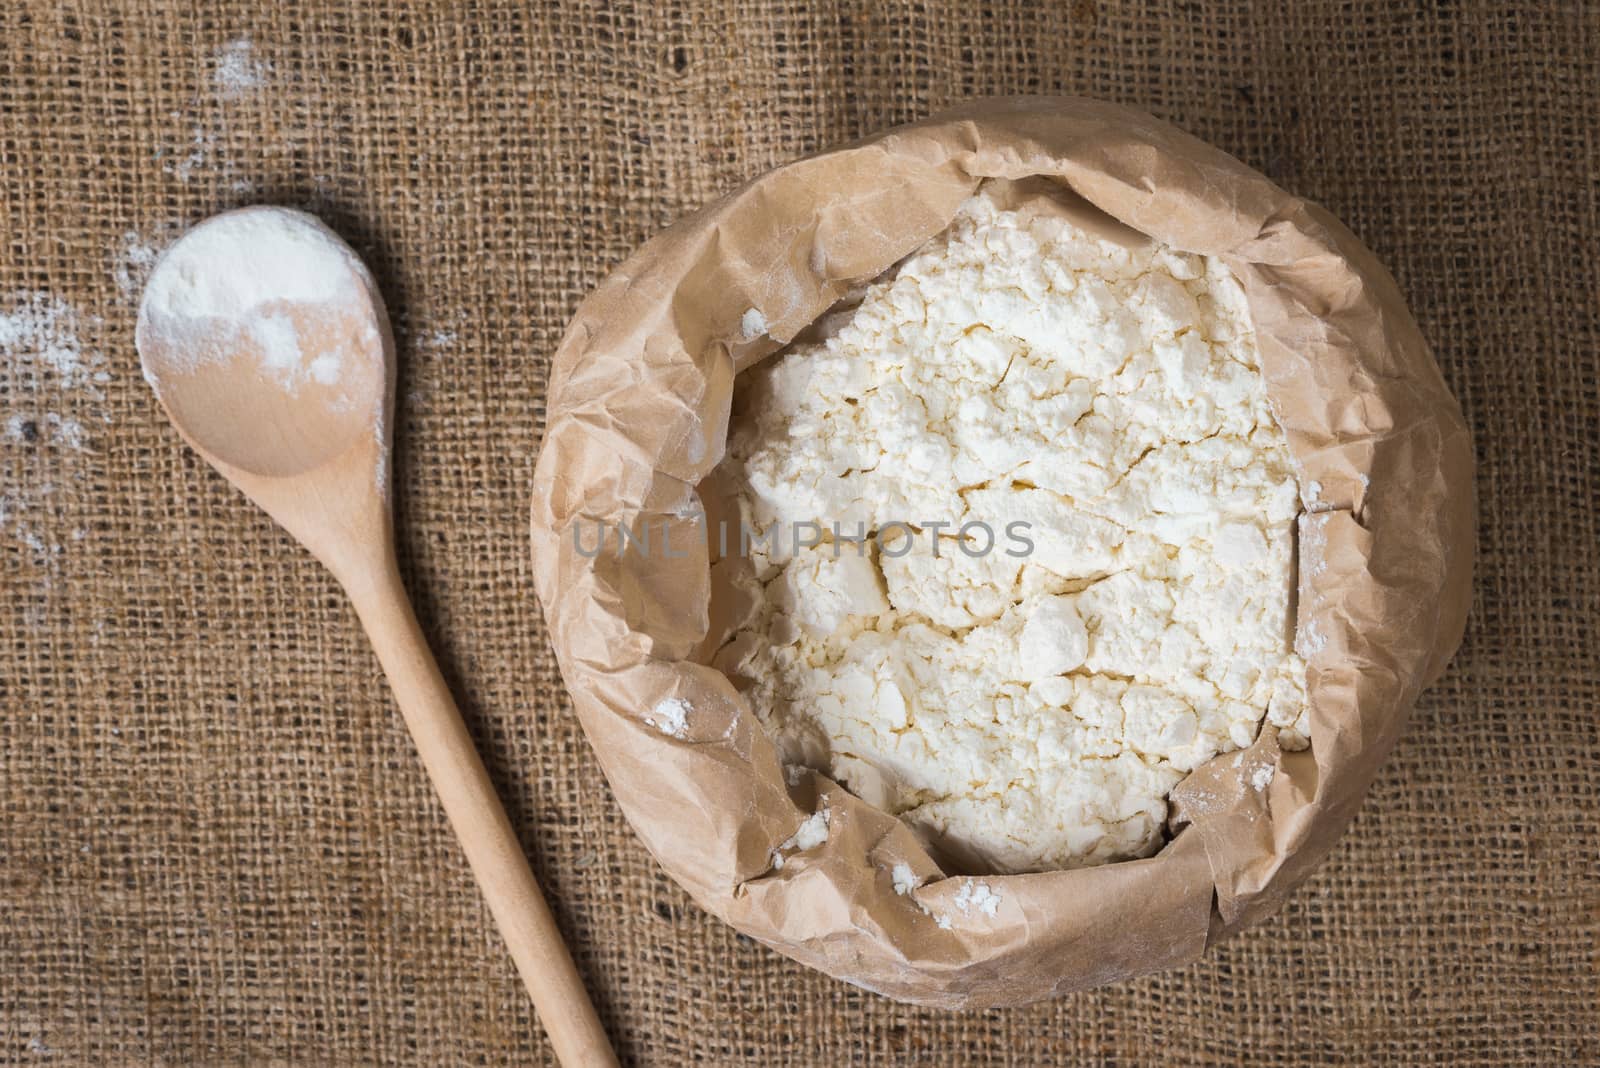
530 98 1473 1006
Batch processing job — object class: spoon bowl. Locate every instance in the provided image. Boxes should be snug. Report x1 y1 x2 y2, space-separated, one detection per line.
137 207 389 479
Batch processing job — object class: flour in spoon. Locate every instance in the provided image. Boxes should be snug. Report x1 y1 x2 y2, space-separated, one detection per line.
138 210 371 394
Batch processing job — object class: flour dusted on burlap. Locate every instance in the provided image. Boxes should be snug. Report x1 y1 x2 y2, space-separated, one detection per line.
719 186 1309 874
0 293 107 393
213 38 269 97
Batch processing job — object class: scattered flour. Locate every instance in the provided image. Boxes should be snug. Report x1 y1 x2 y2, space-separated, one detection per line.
395 316 461 406
921 878 1003 929
4 413 87 451
2 493 66 571
1296 618 1327 658
953 879 1002 917
1300 511 1331 578
113 229 167 299
1249 763 1276 791
740 307 768 339
0 292 108 393
160 39 271 184
2 292 108 459
165 126 214 184
890 861 920 895
769 807 830 870
645 696 691 739
214 38 270 96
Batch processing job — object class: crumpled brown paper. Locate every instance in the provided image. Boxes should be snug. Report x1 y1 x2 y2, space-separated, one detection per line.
530 97 1474 1007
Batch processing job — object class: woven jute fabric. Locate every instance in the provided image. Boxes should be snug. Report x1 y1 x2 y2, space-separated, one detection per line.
1 1 1594 1064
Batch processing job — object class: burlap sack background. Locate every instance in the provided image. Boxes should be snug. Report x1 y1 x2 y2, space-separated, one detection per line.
0 1 1592 1064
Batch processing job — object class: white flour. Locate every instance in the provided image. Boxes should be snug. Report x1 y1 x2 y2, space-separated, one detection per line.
1 291 108 465
953 879 1002 917
1249 763 1276 791
0 292 107 393
723 186 1310 874
645 696 691 738
139 209 370 392
5 412 86 451
890 862 920 895
113 229 166 299
213 38 269 96
161 38 271 184
769 807 830 870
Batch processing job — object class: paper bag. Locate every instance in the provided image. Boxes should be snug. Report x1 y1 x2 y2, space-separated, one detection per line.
530 97 1474 1007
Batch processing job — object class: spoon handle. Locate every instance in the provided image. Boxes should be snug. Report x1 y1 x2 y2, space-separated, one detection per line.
347 557 618 1068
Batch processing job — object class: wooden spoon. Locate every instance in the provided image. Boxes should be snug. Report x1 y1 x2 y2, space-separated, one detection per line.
137 206 617 1068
